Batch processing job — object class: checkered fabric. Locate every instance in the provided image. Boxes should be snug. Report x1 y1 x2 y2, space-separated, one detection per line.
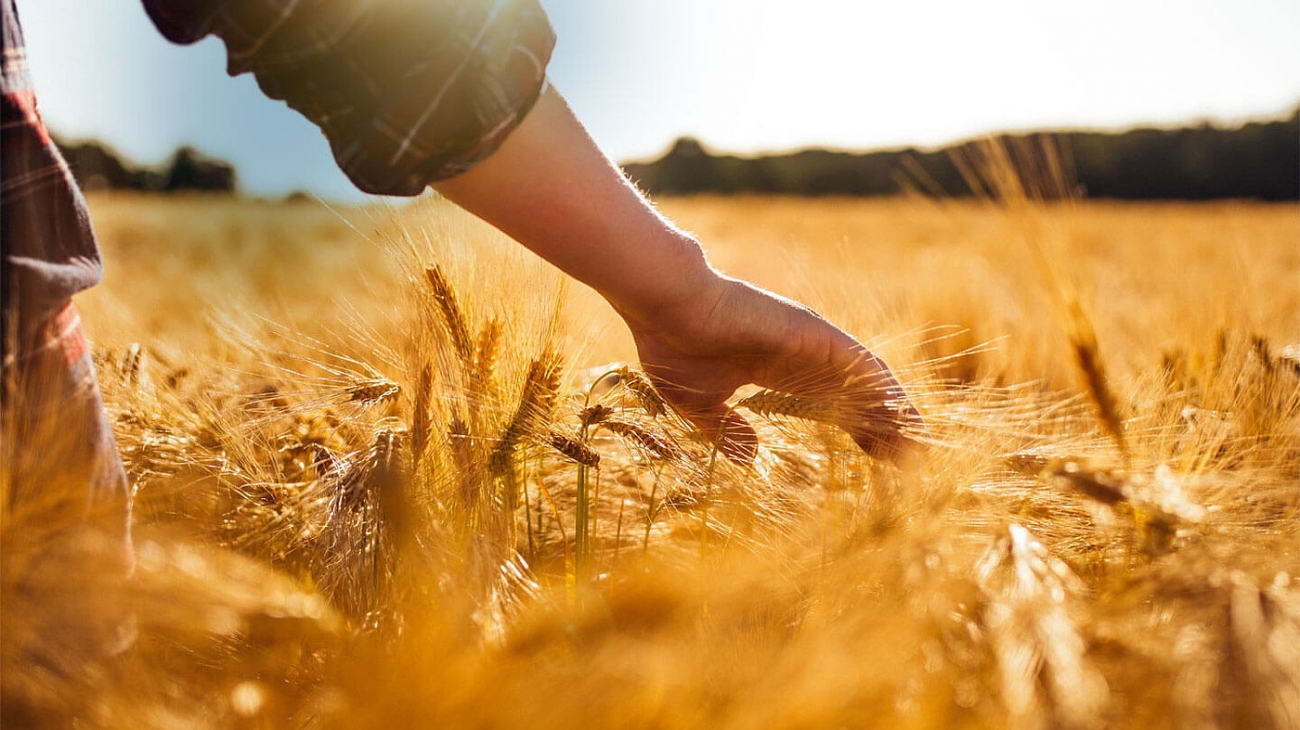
144 0 555 195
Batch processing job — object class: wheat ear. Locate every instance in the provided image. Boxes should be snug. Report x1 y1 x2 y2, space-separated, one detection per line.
615 366 669 417
490 352 562 481
976 523 1107 729
580 404 613 428
602 418 680 461
347 377 401 406
424 265 473 367
410 364 432 468
736 390 842 424
473 317 502 395
548 432 600 467
1065 299 1128 462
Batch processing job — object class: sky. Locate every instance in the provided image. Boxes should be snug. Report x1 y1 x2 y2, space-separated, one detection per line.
16 0 1300 202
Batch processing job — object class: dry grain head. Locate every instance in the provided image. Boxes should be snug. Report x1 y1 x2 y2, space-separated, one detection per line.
548 431 601 468
424 264 474 367
976 523 1107 730
347 377 401 406
614 365 669 418
601 417 681 461
472 317 503 397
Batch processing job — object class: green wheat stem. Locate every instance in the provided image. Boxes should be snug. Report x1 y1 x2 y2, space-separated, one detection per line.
575 458 589 582
643 464 663 569
572 370 622 585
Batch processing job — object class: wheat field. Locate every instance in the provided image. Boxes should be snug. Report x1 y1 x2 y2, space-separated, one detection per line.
3 186 1298 729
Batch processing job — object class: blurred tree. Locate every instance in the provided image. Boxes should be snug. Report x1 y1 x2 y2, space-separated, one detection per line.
54 138 237 194
161 146 236 193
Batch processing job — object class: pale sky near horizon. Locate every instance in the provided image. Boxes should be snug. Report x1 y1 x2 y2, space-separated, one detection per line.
15 0 1300 202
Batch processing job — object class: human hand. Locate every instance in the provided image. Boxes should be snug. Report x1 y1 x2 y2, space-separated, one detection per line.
430 87 923 462
619 271 927 463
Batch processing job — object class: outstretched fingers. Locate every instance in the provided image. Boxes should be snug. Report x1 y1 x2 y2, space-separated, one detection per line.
749 330 928 464
626 277 926 465
834 346 929 461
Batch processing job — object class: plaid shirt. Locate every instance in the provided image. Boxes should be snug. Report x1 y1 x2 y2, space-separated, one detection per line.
144 0 555 195
3 0 554 356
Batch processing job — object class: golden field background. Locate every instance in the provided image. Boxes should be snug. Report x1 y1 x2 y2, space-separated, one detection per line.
4 190 1298 729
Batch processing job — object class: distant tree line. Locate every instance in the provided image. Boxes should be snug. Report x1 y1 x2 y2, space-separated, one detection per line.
55 137 236 194
622 109 1299 201
53 108 1297 200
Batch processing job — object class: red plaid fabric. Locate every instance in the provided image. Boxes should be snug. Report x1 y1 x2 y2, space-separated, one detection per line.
2 0 104 359
2 2 120 534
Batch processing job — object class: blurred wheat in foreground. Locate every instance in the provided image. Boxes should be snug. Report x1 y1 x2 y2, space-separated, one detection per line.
2 181 1298 729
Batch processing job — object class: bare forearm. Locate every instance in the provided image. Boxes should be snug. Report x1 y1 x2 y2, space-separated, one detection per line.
432 86 718 328
434 85 925 461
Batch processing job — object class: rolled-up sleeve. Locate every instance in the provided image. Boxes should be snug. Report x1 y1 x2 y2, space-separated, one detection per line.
142 0 555 196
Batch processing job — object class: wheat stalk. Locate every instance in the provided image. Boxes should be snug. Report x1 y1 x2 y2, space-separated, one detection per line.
736 389 843 424
548 432 600 468
976 523 1108 730
1042 458 1205 555
447 416 479 513
370 426 410 550
119 342 149 390
614 366 669 418
1250 334 1275 374
1277 343 1300 377
580 403 613 428
1065 299 1129 463
473 317 502 396
490 352 562 506
496 353 562 457
602 418 680 461
347 377 401 406
319 425 408 627
410 364 432 468
424 265 473 368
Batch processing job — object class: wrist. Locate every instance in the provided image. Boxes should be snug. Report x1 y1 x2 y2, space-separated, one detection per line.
606 231 725 337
